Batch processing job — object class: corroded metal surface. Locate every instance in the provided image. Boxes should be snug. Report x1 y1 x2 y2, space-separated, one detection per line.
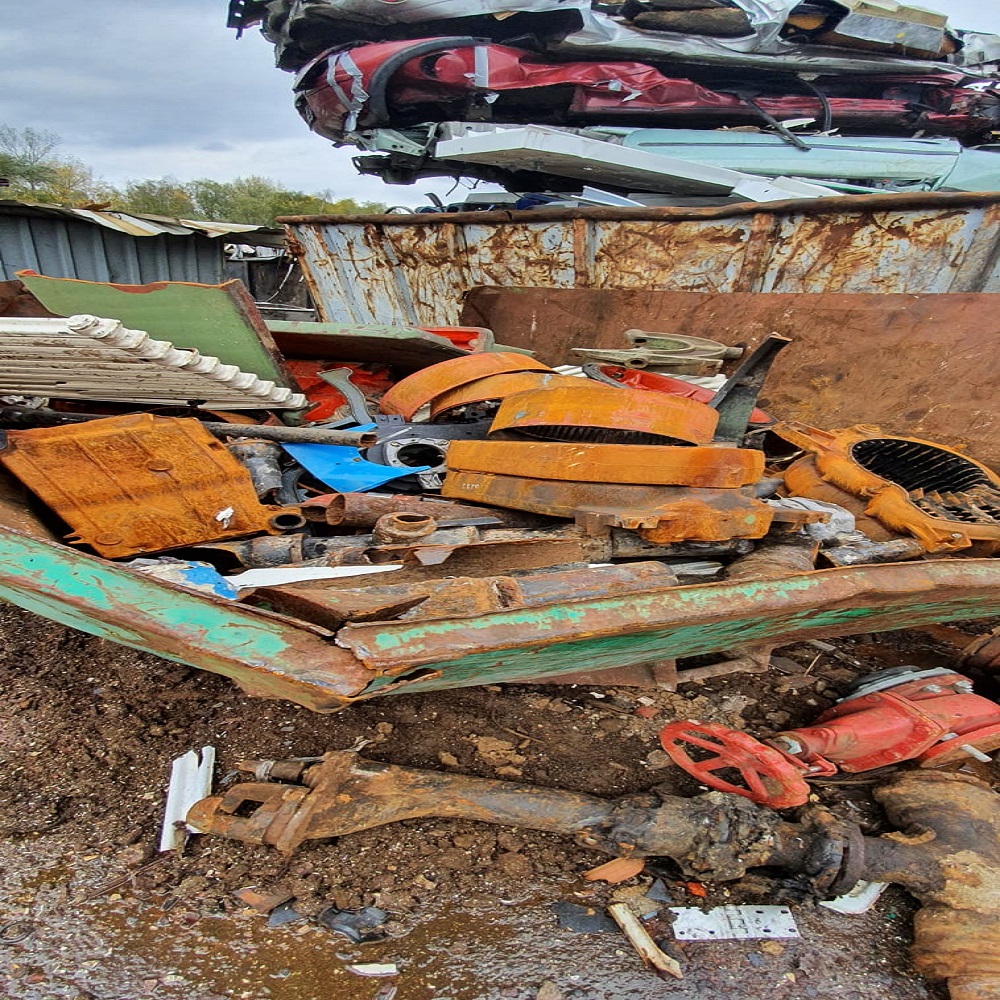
490 383 718 445
186 750 817 880
337 559 1000 689
430 371 580 420
775 422 1000 553
284 194 1000 328
380 352 551 419
865 773 1000 1000
445 441 764 486
0 414 282 559
462 288 1000 466
1 527 998 710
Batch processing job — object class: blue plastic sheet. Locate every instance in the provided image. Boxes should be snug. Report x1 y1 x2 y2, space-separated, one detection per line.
283 442 431 492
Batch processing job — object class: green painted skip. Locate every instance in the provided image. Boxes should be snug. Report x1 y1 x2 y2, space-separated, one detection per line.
360 593 1000 694
344 560 1000 660
0 530 366 702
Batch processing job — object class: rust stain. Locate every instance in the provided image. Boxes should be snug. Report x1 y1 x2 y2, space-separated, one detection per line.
446 440 764 487
0 414 282 558
489 382 718 445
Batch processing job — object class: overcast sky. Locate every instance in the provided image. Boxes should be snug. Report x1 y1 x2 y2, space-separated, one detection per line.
1 0 997 210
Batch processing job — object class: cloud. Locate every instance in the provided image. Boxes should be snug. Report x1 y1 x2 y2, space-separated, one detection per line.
0 0 471 205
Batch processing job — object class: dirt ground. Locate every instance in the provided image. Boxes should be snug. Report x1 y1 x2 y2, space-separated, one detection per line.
1 601 991 1000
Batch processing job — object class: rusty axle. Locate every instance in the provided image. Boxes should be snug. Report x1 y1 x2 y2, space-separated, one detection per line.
188 754 1000 999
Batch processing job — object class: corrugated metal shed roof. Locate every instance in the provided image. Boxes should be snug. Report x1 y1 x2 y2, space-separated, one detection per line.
0 199 282 241
0 200 285 285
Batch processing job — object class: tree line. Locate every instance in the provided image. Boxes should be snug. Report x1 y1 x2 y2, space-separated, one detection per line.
0 125 385 226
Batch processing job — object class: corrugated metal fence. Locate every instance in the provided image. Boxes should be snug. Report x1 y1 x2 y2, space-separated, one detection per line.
0 211 224 284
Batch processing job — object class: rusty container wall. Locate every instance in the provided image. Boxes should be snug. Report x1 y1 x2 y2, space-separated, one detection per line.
281 193 1000 327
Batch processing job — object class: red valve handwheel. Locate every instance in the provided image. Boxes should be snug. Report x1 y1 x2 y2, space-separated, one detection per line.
659 721 811 809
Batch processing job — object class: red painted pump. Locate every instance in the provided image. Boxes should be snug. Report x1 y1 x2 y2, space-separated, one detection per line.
660 665 1000 809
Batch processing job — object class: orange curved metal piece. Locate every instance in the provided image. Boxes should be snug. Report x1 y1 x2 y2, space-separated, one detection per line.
430 371 581 420
776 421 1000 553
380 352 552 420
490 383 718 445
598 366 772 426
446 440 763 487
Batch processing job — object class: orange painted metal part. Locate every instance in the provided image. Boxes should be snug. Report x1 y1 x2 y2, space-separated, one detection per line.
490 383 718 445
446 439 764 487
442 471 772 542
380 352 552 420
598 366 772 426
429 371 580 420
776 422 1000 553
0 413 281 558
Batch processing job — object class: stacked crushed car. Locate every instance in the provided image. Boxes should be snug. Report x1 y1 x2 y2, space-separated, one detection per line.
228 0 1000 196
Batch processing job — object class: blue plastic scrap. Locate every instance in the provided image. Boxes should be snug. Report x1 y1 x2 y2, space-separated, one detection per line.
282 442 431 493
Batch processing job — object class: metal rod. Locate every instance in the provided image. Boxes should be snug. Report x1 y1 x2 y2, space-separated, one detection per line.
200 422 376 448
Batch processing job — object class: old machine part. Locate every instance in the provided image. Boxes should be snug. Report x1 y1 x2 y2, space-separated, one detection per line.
227 439 284 501
299 491 541 529
429 371 581 421
659 665 1000 809
442 475 774 543
367 415 493 490
776 422 1000 553
380 352 551 420
188 758 1000 998
709 335 791 443
445 441 763 487
489 383 718 445
317 367 378 424
625 331 744 360
0 414 293 559
585 366 773 427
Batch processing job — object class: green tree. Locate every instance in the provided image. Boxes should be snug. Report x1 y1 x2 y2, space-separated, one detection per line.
0 125 61 192
0 124 386 222
120 177 198 218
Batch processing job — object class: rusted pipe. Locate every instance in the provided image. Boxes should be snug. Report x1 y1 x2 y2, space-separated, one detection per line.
372 512 438 545
300 492 550 529
201 422 376 448
861 772 1000 1000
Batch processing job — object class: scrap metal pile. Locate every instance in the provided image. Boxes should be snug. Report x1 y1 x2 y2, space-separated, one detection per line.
228 0 1000 197
1 269 999 996
1 270 999 708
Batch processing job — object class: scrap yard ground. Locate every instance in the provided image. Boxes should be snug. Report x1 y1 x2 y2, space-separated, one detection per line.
4 601 985 1000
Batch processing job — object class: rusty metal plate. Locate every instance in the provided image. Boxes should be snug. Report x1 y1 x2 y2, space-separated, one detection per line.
461 288 1000 467
490 383 717 445
430 371 580 420
0 414 280 558
446 440 763 487
442 472 772 543
287 194 1000 331
380 352 552 419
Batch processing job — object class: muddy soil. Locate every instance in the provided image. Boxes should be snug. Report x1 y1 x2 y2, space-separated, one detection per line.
0 601 990 1000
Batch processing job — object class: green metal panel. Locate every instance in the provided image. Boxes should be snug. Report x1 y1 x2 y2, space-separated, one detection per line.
1 525 998 709
19 272 295 388
0 529 370 711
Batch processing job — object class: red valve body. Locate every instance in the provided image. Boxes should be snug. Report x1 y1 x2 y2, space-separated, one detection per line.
771 672 1000 772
